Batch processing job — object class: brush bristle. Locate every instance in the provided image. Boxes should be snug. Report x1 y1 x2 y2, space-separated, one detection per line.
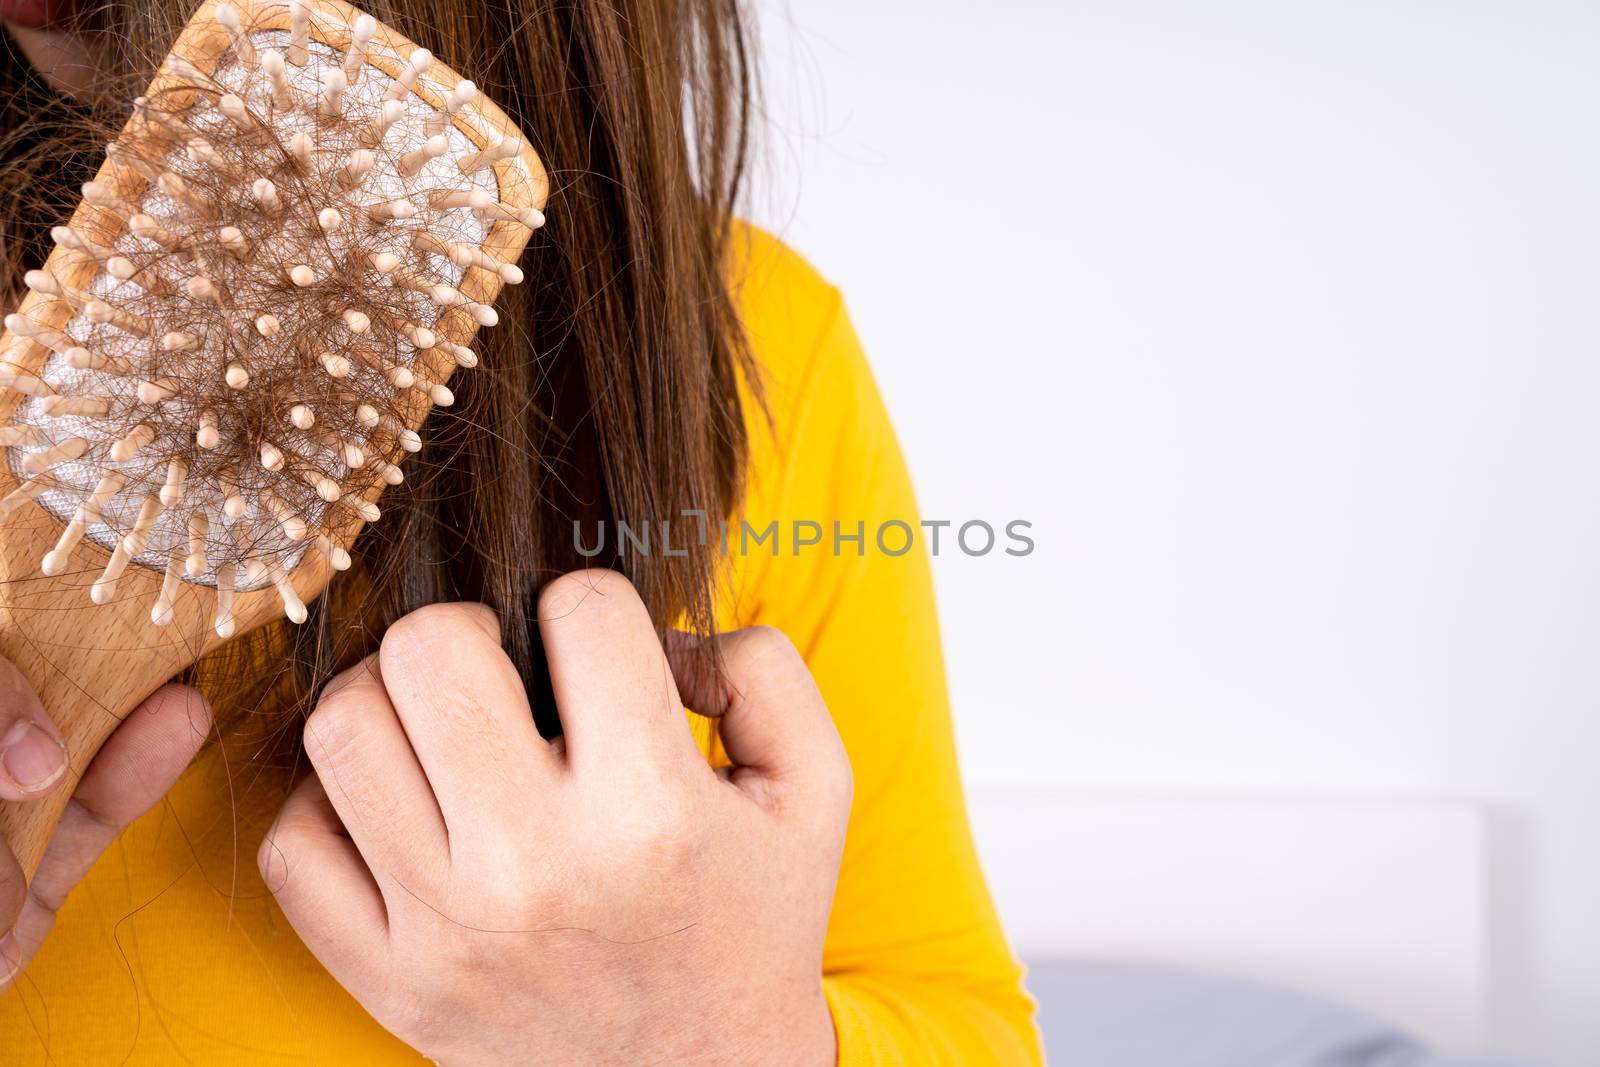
0 2 542 637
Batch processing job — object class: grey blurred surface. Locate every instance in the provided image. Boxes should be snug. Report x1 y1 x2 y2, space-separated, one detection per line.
1026 962 1536 1067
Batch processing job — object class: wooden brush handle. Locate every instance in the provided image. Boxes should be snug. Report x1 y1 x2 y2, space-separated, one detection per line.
0 502 317 879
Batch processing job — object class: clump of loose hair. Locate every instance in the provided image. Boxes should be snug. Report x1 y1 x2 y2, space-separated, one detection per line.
0 0 758 783
5 13 536 633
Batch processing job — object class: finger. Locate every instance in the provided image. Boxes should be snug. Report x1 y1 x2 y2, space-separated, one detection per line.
27 685 212 915
303 656 448 873
0 837 22 986
260 771 387 979
0 656 67 800
665 627 850 810
537 570 699 772
377 602 556 814
5 684 212 983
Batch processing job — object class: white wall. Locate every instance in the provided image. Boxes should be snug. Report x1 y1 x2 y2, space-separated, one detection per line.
750 2 1600 1064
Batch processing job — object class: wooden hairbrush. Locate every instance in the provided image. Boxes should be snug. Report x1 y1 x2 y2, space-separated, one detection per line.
0 0 548 877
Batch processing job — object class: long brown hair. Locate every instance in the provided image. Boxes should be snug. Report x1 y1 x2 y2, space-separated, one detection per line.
0 0 756 760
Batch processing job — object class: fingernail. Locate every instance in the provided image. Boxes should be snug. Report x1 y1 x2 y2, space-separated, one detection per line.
1 721 67 791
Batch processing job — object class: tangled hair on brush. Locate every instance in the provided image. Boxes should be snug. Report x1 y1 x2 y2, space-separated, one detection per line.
0 0 757 766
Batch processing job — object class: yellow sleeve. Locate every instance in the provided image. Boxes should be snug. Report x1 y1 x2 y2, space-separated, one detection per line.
730 233 1042 1064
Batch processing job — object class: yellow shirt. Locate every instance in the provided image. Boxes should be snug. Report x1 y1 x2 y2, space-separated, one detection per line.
0 226 1042 1064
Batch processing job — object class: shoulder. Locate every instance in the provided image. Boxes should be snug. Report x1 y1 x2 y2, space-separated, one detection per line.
728 220 848 400
726 221 893 510
721 223 916 620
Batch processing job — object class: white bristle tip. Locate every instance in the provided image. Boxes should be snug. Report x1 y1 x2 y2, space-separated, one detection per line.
220 94 251 123
345 496 380 522
290 265 317 287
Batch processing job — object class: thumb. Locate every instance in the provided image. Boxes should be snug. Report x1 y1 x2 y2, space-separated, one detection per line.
666 627 849 810
0 658 68 801
25 685 213 919
4 683 212 989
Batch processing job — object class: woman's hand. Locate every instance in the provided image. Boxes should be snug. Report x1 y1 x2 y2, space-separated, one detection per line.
0 662 213 986
259 571 852 1066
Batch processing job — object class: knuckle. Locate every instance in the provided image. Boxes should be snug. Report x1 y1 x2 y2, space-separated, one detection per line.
794 727 852 830
608 790 698 863
821 741 855 814
303 691 367 763
733 624 798 665
436 929 496 978
536 568 638 624
725 625 806 690
382 602 496 661
377 978 452 1044
470 861 561 929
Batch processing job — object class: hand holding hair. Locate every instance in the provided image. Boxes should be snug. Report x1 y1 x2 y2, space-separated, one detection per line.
260 570 851 1065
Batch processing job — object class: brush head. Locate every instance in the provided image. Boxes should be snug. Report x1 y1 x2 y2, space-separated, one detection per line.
0 0 547 638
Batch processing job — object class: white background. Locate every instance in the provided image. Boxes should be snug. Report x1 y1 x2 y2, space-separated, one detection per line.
750 2 1600 1064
